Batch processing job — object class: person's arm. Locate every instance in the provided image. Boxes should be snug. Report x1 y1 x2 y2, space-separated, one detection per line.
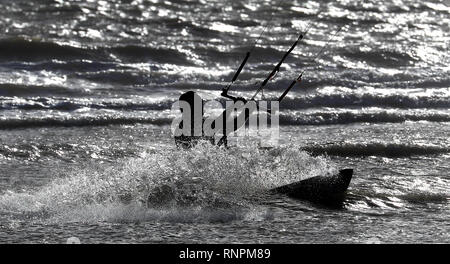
221 90 248 104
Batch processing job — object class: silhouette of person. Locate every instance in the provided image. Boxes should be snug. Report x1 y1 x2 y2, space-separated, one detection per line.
174 91 252 148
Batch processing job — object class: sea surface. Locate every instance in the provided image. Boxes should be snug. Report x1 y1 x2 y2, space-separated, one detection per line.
0 0 449 243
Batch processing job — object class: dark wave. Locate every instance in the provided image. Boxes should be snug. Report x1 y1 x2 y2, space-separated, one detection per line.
279 111 450 126
342 49 417 67
246 73 450 91
110 45 193 65
74 71 153 86
302 142 450 157
400 192 449 204
279 93 450 109
0 116 172 130
0 97 176 111
0 38 97 62
0 84 90 97
0 38 191 65
2 60 121 73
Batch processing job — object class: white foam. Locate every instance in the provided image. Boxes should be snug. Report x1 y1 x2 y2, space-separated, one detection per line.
0 143 336 223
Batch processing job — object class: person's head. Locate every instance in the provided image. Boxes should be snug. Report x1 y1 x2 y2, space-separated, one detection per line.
179 91 204 127
179 91 201 106
179 91 204 116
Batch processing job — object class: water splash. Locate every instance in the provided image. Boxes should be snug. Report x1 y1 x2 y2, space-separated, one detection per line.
0 142 336 223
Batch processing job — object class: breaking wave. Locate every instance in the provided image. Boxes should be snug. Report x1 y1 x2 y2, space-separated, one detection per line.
2 92 450 111
0 143 138 161
1 110 448 130
0 143 336 223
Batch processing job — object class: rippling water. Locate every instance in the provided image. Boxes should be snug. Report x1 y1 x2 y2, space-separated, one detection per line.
0 0 449 243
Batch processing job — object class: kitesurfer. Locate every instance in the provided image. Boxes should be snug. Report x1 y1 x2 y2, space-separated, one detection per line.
174 91 251 148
